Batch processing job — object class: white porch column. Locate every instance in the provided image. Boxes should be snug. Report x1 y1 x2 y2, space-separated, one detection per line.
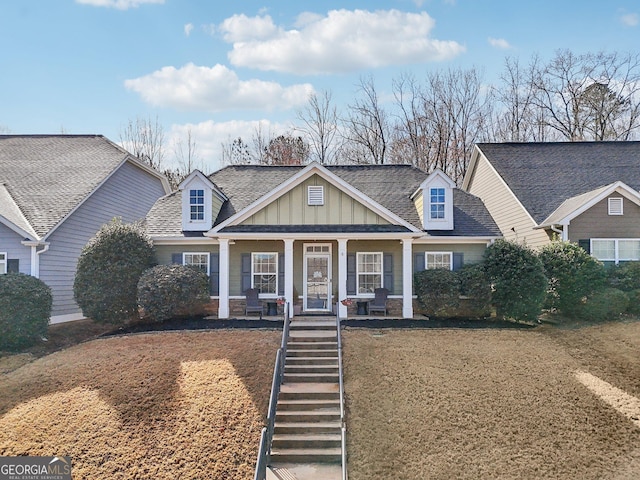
218 239 230 319
338 238 348 318
284 239 294 317
402 238 414 319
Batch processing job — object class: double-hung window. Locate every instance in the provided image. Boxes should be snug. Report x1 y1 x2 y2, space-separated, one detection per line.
183 252 210 275
430 187 446 220
426 252 453 270
0 253 6 274
357 252 382 294
189 189 205 221
591 239 640 264
252 252 278 295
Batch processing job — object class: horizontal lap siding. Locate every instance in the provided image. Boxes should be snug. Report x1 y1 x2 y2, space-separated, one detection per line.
0 224 31 274
39 162 166 317
569 196 640 241
155 245 220 267
467 155 549 248
413 243 487 265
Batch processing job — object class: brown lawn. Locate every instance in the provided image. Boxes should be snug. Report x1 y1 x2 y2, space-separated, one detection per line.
0 330 281 480
343 321 640 480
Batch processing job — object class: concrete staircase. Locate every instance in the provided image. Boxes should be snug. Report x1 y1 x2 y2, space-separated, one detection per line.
267 316 344 480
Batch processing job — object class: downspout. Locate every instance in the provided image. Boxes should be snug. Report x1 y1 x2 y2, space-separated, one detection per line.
550 224 567 241
34 243 50 278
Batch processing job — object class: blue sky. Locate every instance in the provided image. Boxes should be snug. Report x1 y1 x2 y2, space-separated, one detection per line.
1 0 639 172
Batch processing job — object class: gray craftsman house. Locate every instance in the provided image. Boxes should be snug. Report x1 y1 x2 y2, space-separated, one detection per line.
0 135 170 323
463 142 640 264
145 162 500 319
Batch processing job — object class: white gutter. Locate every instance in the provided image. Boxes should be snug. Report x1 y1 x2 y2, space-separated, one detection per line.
21 241 50 277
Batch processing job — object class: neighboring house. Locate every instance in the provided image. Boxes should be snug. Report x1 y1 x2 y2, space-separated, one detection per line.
145 162 500 319
0 135 171 323
463 142 640 264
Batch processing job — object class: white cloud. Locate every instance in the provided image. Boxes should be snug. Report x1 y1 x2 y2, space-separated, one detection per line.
75 0 163 10
220 9 465 75
184 23 194 36
168 119 292 172
124 63 314 112
620 13 639 27
488 37 512 50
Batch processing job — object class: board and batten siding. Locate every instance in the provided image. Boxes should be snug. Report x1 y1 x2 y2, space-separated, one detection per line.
0 223 31 274
466 153 549 248
39 161 167 318
240 174 390 226
568 195 640 241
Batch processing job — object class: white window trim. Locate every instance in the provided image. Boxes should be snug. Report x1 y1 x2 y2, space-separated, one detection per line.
308 185 324 206
425 251 453 270
591 238 640 264
183 252 210 275
356 251 383 296
189 189 205 221
608 197 624 215
251 252 278 296
0 252 6 274
429 187 446 221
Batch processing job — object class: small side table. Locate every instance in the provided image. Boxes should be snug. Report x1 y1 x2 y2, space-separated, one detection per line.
356 301 369 315
266 302 278 316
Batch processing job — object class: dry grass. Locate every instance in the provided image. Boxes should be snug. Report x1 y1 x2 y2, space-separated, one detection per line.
0 330 281 479
343 322 640 480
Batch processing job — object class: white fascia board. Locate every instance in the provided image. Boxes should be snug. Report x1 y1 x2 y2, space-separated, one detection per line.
538 181 640 228
413 235 502 244
178 170 228 201
125 155 172 194
0 214 39 241
461 146 481 191
208 161 420 234
214 231 420 241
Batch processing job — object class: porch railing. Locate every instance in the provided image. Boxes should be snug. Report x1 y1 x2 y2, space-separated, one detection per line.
336 302 348 480
254 303 290 480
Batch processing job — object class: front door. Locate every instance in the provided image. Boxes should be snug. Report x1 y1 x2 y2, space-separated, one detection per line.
304 244 332 312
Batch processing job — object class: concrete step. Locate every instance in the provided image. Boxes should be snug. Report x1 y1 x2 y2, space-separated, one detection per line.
279 383 340 401
288 341 337 349
287 348 338 357
288 331 337 341
272 433 342 449
284 372 339 383
286 356 339 365
275 410 341 423
289 321 336 331
285 364 339 374
274 421 342 434
277 399 341 411
267 464 342 480
269 448 342 464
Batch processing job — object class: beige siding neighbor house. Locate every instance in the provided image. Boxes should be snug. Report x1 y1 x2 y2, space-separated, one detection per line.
463 142 640 264
146 162 501 319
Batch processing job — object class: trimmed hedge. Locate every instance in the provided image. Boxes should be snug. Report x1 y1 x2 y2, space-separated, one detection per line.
74 219 155 324
414 268 460 317
483 239 547 322
0 273 52 351
574 288 629 322
137 265 210 322
538 241 606 317
607 262 640 292
458 263 492 318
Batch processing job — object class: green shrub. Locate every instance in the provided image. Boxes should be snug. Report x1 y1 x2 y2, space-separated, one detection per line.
538 241 606 316
74 219 155 324
575 288 629 322
0 273 52 351
137 265 210 322
458 264 492 318
414 268 460 317
625 289 640 315
483 239 547 322
607 262 640 291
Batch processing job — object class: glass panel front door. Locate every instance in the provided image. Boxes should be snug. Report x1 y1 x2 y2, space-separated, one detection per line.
305 253 331 311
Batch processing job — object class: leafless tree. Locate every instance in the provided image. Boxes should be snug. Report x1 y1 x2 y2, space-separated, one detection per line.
296 90 341 164
343 76 391 164
264 134 310 165
221 137 253 165
174 127 203 175
530 50 640 141
119 115 165 170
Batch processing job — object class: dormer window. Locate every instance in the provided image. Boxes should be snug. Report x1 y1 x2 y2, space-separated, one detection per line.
190 189 205 221
430 188 446 219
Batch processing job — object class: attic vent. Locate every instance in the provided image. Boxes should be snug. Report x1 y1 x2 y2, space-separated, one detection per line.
608 197 623 215
308 186 324 205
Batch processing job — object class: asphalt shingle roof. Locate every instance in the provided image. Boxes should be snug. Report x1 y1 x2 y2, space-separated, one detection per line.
0 135 132 239
476 142 640 224
146 163 500 238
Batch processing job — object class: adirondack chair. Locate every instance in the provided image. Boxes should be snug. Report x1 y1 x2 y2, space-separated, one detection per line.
245 288 264 319
368 288 389 316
